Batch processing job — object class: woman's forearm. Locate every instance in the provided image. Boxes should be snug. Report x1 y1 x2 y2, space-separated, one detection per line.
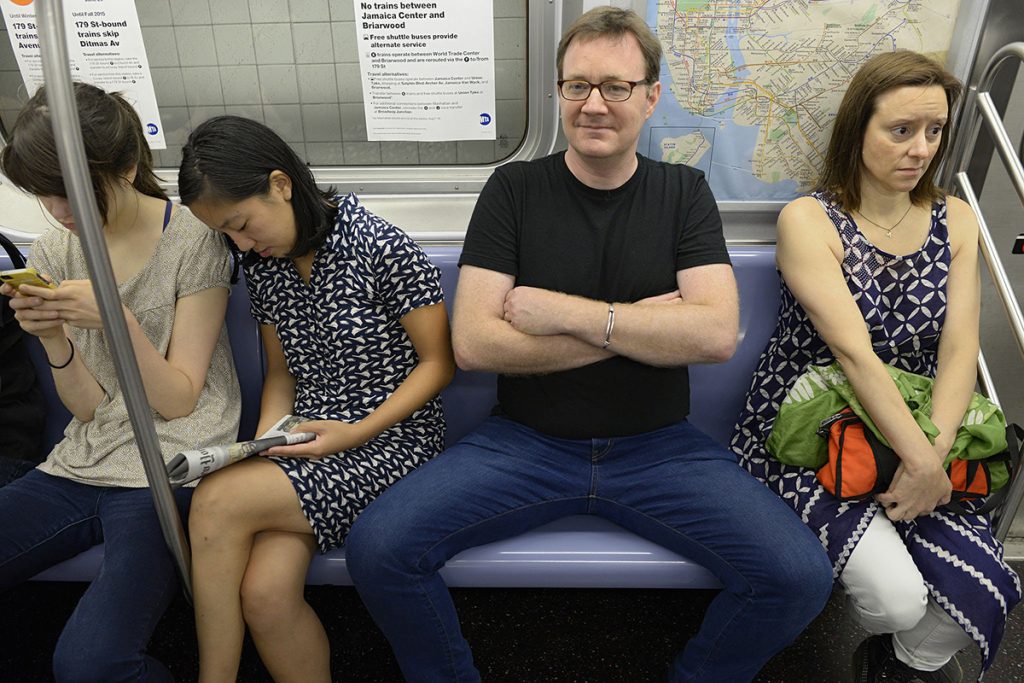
350 358 455 444
835 353 942 468
44 331 105 421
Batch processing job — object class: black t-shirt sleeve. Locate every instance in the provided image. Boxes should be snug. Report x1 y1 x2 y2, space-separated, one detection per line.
675 171 730 271
460 166 520 276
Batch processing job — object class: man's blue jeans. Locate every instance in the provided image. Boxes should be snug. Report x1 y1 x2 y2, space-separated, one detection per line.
0 469 193 683
347 417 834 682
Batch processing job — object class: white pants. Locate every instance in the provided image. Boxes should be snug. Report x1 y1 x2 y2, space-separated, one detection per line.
839 509 974 672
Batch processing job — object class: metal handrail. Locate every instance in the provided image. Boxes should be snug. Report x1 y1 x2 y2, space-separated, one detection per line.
945 42 1024 193
36 1 192 598
944 41 1024 540
954 173 1024 539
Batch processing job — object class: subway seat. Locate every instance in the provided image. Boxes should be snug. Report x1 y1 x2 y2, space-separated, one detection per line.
11 246 781 589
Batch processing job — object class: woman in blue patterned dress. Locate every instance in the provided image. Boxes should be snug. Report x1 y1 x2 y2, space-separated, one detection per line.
731 52 1020 682
178 116 455 683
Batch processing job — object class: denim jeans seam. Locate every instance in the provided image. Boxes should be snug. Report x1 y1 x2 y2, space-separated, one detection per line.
688 594 752 682
0 515 99 573
594 497 751 585
408 496 584 682
416 575 465 681
591 439 614 462
593 496 758 680
415 495 588 571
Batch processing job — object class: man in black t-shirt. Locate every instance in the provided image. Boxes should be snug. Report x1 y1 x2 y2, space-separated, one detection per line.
348 8 834 682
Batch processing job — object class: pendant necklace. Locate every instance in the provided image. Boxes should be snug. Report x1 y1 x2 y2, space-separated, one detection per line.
854 202 913 238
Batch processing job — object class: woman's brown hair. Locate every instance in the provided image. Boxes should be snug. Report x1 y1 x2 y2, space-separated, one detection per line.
818 50 963 211
1 82 167 221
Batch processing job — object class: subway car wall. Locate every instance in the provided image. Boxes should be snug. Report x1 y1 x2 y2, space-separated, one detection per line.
3 1 1024 682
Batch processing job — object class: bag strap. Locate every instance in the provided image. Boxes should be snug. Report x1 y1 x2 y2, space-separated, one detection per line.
0 232 28 330
0 233 27 269
943 423 1022 516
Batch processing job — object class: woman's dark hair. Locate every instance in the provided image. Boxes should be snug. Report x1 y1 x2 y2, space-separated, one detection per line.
818 50 963 211
178 116 337 258
0 82 167 220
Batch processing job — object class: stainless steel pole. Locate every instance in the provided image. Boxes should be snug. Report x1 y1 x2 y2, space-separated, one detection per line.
956 172 1024 541
35 0 192 599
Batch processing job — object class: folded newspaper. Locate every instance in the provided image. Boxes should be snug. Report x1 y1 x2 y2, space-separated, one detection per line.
166 414 315 487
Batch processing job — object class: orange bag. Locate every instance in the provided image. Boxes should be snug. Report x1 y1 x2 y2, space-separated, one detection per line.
816 408 899 500
815 408 1011 511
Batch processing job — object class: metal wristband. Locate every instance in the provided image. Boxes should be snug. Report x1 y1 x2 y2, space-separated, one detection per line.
602 302 615 349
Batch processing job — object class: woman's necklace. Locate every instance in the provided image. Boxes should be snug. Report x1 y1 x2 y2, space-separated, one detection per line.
853 202 914 238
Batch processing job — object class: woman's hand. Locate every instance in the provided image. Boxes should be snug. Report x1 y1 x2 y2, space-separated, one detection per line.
262 420 369 458
23 280 105 329
875 455 952 521
5 282 66 338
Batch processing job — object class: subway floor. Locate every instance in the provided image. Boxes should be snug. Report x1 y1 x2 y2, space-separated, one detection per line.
3 561 1024 682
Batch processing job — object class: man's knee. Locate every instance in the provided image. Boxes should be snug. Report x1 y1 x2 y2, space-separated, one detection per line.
758 533 834 614
346 497 417 584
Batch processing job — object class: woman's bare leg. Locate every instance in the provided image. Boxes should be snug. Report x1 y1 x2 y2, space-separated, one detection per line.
241 530 329 682
189 458 313 683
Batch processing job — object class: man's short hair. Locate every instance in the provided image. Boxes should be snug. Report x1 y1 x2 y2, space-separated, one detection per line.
556 7 662 85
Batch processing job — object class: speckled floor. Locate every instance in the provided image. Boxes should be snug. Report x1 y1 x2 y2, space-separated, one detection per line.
3 563 1024 682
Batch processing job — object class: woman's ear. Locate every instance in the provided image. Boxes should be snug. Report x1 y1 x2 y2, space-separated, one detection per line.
123 164 138 185
269 170 293 201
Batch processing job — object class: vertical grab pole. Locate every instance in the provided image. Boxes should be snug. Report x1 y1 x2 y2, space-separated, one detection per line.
35 0 192 599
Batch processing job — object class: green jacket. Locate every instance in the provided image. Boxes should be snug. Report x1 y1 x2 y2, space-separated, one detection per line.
766 362 1009 491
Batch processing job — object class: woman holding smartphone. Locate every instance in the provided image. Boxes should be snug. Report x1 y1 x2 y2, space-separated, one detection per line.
0 82 239 682
178 115 454 683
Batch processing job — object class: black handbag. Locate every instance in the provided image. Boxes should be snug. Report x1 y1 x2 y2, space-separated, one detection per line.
0 233 46 464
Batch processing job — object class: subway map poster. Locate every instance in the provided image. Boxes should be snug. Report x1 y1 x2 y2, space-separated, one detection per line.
643 0 962 200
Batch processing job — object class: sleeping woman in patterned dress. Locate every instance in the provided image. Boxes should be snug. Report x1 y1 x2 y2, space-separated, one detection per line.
730 52 1020 682
178 116 455 683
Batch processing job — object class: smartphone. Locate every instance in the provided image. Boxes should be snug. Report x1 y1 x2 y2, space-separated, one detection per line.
0 267 57 291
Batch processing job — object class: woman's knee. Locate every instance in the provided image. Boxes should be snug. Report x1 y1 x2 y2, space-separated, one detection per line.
846 576 928 632
240 568 301 632
842 552 928 632
841 514 929 633
188 468 254 541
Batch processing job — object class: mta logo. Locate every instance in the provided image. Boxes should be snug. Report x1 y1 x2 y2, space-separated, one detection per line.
146 123 159 136
479 113 492 126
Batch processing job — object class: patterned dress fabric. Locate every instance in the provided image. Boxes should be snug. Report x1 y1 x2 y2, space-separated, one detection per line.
730 191 1021 672
244 194 446 552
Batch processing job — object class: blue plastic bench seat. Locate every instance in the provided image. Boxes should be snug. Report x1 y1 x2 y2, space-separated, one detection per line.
307 515 722 589
9 245 780 588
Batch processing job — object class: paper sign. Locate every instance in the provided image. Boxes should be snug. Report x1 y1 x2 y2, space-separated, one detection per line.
2 0 166 148
354 0 496 141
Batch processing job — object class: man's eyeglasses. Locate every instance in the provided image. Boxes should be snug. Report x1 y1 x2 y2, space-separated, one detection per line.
557 79 649 102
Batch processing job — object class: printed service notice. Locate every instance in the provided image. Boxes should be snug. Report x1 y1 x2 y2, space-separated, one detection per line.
2 0 165 149
354 0 495 141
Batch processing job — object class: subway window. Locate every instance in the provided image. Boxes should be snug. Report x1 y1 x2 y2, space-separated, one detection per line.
0 0 528 170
